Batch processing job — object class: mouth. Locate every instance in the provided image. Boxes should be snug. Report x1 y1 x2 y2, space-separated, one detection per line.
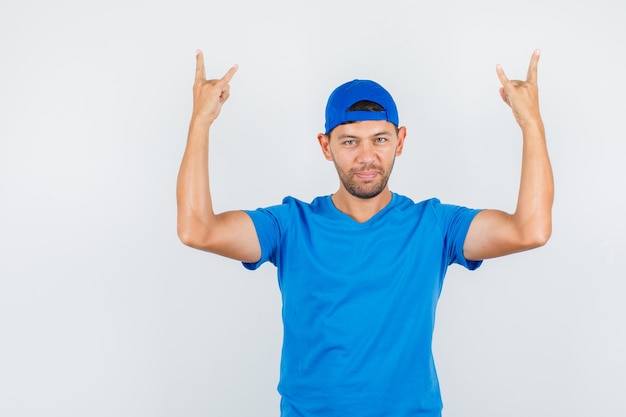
354 170 380 180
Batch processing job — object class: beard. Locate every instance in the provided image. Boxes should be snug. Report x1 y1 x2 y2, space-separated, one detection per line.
333 161 394 199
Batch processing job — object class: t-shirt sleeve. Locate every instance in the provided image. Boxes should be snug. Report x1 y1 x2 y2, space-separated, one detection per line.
241 203 289 270
431 199 483 270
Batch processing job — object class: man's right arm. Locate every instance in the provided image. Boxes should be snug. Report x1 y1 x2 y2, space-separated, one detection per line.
176 50 261 263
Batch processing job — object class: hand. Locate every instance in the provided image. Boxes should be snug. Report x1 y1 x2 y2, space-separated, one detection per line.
496 49 542 127
192 49 238 126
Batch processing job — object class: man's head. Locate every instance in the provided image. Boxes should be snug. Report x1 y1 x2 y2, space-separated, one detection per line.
318 80 406 200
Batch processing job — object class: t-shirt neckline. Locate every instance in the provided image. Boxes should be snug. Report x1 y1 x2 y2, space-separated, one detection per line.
324 192 398 226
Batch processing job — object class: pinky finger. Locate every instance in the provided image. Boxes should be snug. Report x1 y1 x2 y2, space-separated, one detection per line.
221 64 239 83
496 64 509 86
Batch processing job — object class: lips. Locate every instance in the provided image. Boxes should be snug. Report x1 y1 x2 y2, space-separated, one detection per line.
352 167 384 182
355 171 379 180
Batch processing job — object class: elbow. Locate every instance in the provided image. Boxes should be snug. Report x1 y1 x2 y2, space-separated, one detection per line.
177 219 207 249
177 216 221 252
532 229 551 248
177 210 221 251
177 223 196 247
177 227 194 248
524 221 552 249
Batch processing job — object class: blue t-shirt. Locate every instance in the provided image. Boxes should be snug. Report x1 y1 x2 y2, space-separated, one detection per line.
244 193 482 417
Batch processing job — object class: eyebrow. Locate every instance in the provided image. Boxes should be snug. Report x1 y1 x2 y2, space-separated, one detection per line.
336 131 394 140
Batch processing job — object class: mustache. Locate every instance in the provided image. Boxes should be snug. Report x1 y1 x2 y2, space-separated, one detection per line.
349 164 384 175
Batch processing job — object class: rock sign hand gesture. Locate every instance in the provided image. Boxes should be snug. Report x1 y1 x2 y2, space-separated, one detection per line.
496 49 542 128
191 49 238 127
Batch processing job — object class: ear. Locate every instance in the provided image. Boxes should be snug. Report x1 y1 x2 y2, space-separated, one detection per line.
317 133 333 161
395 126 407 156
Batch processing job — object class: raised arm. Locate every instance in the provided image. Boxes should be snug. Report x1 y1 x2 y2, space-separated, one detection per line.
176 50 261 263
464 49 554 261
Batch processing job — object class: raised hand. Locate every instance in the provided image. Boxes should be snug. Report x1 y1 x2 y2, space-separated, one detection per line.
192 49 238 127
496 49 542 128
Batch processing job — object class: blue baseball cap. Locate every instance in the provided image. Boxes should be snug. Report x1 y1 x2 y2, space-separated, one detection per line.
324 79 399 135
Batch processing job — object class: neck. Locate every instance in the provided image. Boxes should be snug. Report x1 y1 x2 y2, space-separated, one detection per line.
331 187 392 223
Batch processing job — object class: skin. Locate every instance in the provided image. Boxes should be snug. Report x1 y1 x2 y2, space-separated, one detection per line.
317 121 406 223
176 51 261 263
176 49 553 263
463 49 553 260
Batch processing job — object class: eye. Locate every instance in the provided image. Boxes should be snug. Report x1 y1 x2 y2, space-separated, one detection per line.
343 139 356 146
375 137 388 143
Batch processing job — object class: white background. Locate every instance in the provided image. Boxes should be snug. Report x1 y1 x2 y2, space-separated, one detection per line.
1 0 625 416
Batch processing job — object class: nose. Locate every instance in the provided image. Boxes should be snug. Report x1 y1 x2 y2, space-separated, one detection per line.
356 140 376 164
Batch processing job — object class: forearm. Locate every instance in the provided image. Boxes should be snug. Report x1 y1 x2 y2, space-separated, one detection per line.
464 50 553 260
513 119 554 245
176 118 215 245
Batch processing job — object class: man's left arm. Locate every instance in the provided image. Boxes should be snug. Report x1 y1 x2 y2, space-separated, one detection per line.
464 49 554 261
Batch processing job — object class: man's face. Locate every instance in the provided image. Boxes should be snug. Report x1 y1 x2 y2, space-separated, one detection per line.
318 120 406 199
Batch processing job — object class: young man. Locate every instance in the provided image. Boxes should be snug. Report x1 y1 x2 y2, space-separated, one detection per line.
177 49 553 417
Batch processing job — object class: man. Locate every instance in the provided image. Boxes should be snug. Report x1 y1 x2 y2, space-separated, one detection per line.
177 49 553 417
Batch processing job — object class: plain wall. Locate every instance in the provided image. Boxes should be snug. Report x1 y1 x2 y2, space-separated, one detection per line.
1 0 625 416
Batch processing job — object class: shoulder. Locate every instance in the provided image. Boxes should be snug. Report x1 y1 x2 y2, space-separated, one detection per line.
281 195 330 213
406 195 475 215
246 195 330 221
390 193 441 214
390 194 480 226
282 195 327 207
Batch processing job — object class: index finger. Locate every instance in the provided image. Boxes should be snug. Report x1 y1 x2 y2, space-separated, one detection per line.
526 49 541 84
195 49 206 81
221 64 238 84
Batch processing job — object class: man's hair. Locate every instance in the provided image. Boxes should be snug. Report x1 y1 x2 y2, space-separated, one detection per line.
347 100 385 112
340 100 399 134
